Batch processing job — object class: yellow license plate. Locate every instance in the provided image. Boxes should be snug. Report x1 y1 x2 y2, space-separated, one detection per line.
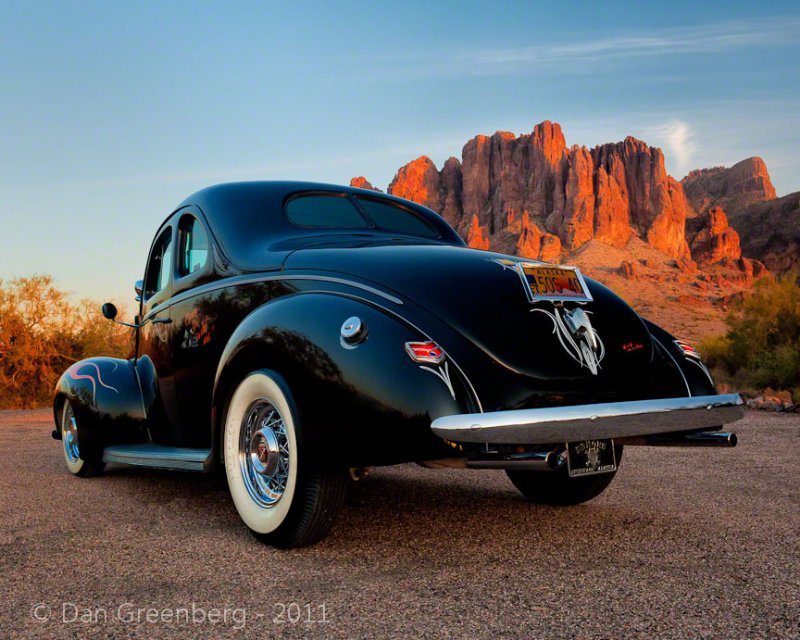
516 263 593 303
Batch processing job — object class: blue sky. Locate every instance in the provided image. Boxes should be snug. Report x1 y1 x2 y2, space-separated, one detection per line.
1 1 798 305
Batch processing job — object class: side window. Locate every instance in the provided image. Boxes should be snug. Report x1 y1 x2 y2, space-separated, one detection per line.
144 227 173 300
178 215 209 276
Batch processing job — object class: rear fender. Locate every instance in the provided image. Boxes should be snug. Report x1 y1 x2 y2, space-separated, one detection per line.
53 357 148 459
212 293 477 467
644 319 717 396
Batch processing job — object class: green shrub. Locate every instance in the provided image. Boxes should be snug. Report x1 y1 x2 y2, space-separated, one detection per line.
699 275 800 392
697 335 733 372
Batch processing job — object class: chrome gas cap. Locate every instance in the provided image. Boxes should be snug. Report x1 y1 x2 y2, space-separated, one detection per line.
341 316 367 345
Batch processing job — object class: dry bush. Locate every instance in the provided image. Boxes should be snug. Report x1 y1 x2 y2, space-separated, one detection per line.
0 275 131 409
700 275 800 392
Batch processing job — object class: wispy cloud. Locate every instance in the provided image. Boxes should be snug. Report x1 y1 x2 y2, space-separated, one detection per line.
653 120 697 174
385 17 800 78
561 99 798 188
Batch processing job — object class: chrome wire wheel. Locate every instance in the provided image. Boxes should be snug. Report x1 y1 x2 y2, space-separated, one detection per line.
59 399 104 478
62 402 80 464
238 399 290 508
224 370 347 547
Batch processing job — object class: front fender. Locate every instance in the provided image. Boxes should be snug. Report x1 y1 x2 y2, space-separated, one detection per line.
53 357 147 459
212 293 476 466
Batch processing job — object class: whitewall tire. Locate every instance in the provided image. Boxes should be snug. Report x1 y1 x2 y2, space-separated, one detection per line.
223 370 348 548
60 401 104 478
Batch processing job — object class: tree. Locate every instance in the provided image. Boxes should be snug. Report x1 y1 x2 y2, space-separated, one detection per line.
0 275 131 409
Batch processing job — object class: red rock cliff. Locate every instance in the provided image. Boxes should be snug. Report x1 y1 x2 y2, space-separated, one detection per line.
681 157 776 216
349 176 381 191
356 121 692 261
690 205 741 265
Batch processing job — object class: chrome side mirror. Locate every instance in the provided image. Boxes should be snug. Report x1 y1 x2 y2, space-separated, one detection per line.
135 279 143 302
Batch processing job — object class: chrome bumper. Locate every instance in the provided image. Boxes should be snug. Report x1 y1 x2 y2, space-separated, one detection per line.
431 394 745 444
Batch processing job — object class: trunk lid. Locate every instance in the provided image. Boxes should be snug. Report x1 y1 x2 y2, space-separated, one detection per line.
284 244 653 381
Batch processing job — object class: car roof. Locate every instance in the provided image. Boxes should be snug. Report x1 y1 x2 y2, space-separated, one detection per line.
175 181 464 271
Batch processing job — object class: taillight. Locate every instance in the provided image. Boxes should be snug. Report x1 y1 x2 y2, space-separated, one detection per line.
404 341 445 365
675 339 701 359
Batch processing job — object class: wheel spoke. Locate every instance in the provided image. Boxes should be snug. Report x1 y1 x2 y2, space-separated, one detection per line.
238 399 290 508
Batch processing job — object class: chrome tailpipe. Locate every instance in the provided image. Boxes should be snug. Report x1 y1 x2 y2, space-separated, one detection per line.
624 431 737 447
466 449 564 471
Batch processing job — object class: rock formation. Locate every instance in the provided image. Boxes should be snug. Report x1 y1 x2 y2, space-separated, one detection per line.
683 157 797 277
349 176 381 191
729 192 800 275
682 157 776 216
690 206 741 265
362 122 694 262
386 157 441 211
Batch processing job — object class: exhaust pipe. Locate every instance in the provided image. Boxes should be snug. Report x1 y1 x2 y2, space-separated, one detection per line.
626 431 737 447
466 449 564 471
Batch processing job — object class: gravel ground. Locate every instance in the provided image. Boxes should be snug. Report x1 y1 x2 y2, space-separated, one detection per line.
0 409 798 640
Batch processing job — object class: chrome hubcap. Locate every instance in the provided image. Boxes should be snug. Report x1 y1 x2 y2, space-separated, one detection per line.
249 426 280 477
63 405 80 464
239 399 290 507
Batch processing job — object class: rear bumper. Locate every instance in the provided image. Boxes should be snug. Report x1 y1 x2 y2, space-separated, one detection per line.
431 393 745 445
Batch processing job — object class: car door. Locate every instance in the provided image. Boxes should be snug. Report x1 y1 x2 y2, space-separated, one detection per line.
138 222 181 444
169 210 219 448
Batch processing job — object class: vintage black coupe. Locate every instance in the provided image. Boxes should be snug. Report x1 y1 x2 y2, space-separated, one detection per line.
53 181 744 547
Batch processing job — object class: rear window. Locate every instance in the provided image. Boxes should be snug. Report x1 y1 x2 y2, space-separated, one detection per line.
286 195 367 228
285 193 438 238
356 197 438 238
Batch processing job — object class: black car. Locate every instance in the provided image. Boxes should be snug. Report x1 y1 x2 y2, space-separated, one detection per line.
53 181 744 548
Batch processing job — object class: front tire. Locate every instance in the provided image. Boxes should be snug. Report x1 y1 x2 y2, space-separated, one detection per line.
223 370 347 548
506 445 623 506
60 401 105 478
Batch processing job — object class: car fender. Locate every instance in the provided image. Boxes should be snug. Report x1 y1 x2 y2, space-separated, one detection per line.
644 319 717 397
211 292 477 467
53 357 148 459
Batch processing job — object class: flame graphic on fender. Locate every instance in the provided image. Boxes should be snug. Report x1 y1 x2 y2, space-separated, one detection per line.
531 306 605 375
65 361 119 403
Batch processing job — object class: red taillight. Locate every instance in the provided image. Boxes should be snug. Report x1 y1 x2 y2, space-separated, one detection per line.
675 339 701 359
405 341 445 365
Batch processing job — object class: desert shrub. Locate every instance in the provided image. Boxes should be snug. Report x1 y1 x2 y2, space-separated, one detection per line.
699 275 800 391
696 335 732 369
0 275 131 409
749 345 800 389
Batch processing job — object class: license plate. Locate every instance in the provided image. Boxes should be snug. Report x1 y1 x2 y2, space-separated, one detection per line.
566 439 617 477
516 263 593 303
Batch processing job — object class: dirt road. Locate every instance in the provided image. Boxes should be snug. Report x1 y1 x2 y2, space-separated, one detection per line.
0 409 797 639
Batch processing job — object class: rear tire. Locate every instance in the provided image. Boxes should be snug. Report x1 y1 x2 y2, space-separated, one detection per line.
223 370 348 548
506 445 623 506
60 401 105 478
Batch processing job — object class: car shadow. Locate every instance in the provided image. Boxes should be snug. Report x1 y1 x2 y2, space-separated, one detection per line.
98 462 641 553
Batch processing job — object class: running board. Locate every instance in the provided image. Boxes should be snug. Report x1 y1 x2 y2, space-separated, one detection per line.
102 443 211 472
